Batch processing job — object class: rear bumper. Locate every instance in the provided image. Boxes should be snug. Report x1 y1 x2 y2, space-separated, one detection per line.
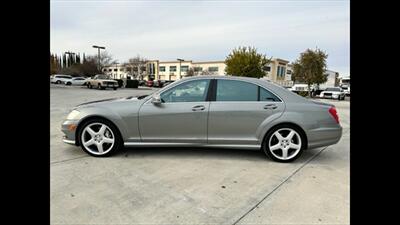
306 126 342 149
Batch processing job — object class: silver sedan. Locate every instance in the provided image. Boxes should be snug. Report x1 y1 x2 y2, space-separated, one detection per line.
62 76 342 162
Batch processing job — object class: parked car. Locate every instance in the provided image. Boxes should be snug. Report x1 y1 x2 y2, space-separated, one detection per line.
86 74 118 90
51 74 72 84
340 84 350 96
65 77 88 86
153 80 166 88
146 80 154 87
163 80 175 87
62 76 342 162
138 80 146 86
319 87 346 100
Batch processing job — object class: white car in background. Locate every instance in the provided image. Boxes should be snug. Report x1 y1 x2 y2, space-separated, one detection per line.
320 87 346 100
65 77 88 86
50 74 73 84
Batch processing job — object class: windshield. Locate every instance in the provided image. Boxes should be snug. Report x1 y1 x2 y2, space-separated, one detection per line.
326 88 341 92
96 75 111 79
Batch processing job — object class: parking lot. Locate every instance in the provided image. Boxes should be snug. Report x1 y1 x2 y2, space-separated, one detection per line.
50 84 349 224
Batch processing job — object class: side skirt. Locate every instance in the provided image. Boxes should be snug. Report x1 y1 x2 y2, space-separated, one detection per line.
123 142 261 150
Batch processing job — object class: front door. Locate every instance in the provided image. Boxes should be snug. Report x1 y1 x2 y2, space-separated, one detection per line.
138 79 211 143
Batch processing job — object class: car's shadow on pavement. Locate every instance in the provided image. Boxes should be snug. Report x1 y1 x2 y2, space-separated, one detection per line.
112 146 328 164
118 147 267 161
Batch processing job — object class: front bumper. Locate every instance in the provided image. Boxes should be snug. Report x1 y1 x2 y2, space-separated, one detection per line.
61 120 79 145
101 83 118 88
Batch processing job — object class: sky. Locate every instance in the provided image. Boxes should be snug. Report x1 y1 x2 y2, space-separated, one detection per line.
51 0 350 76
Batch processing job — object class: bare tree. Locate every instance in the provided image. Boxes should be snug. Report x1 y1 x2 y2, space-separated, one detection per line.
186 67 195 77
123 55 148 79
201 69 213 75
93 51 117 72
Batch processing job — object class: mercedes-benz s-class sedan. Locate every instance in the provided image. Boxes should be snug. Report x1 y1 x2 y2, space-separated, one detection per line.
61 76 342 162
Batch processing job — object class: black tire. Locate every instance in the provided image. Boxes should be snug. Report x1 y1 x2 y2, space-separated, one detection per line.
66 82 71 85
78 118 122 157
88 83 92 89
262 124 306 163
56 80 61 84
113 87 117 90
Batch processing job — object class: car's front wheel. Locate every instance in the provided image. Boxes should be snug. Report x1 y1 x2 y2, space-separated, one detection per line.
263 125 305 162
78 119 122 157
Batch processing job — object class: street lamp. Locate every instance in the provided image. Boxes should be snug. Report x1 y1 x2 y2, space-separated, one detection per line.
177 58 184 79
92 45 105 71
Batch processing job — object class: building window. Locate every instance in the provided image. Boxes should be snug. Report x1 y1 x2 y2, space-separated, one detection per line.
263 66 271 72
194 67 203 72
170 66 177 72
181 66 189 72
109 69 112 72
159 66 166 72
277 66 286 77
113 69 117 72
208 67 219 72
287 70 292 74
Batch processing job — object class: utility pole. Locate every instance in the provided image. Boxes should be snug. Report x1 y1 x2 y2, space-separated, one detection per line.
92 45 105 71
177 58 184 79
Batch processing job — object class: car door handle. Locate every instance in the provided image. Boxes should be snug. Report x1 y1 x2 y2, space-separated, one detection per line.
192 105 206 111
264 104 277 109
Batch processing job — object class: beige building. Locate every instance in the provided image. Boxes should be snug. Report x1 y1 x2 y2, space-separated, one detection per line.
144 60 226 81
103 58 292 86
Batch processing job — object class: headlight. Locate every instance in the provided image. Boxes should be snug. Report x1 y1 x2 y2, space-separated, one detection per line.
66 110 80 120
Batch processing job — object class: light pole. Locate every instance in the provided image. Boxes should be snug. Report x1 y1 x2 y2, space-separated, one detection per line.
177 58 184 79
92 45 105 71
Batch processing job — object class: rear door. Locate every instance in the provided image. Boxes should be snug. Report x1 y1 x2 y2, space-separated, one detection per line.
208 79 284 145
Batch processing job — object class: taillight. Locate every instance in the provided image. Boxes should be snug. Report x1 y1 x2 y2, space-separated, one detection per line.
328 106 339 124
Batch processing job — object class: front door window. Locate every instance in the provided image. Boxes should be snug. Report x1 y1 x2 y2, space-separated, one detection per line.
160 80 210 103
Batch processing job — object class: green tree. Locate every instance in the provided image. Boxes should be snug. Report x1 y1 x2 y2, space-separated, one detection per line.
225 46 270 78
60 56 101 77
50 53 58 75
291 48 328 98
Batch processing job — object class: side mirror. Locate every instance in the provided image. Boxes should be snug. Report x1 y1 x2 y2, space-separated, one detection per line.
151 94 162 105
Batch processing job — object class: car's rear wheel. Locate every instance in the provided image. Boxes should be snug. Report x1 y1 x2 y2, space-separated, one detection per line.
263 125 305 162
113 87 117 90
66 82 71 85
56 80 61 84
78 119 122 157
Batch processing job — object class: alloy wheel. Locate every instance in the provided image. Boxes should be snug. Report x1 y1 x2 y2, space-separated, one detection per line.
268 128 302 160
81 122 115 155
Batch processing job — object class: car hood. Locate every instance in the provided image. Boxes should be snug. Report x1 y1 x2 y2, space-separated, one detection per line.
75 95 147 108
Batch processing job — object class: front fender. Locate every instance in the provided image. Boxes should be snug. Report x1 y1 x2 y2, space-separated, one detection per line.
75 106 130 141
